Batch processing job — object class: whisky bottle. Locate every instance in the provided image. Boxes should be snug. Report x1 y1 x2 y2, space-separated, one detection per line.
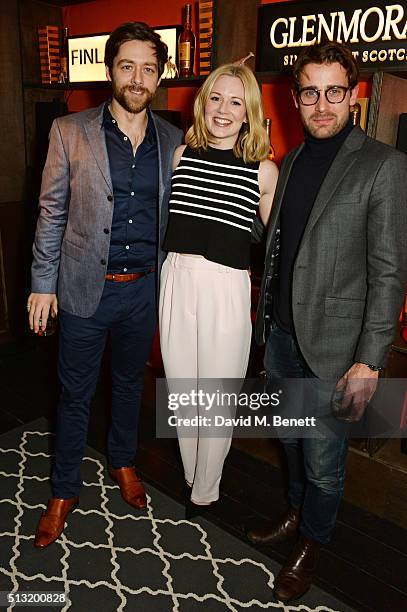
351 102 361 126
178 4 195 78
264 118 275 161
58 26 69 83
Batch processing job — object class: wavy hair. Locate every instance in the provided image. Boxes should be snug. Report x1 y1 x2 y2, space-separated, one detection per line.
293 40 359 92
186 64 269 163
105 22 168 77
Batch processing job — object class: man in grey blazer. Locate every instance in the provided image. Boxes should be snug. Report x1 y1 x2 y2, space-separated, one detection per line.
247 41 407 602
28 22 183 548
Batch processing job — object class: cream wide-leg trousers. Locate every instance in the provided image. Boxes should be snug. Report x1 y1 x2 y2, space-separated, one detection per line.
159 252 252 503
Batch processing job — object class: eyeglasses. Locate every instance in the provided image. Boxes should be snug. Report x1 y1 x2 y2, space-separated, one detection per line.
297 86 351 106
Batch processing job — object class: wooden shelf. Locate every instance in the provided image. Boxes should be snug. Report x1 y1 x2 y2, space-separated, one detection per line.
162 77 205 87
23 76 205 91
43 0 97 5
257 68 407 84
24 81 109 90
256 72 293 84
26 71 406 92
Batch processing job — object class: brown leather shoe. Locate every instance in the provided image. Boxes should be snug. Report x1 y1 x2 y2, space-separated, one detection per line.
246 507 300 545
273 535 320 603
34 497 79 548
108 466 147 509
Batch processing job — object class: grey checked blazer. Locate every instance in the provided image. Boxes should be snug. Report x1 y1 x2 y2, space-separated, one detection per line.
255 126 407 380
31 103 183 317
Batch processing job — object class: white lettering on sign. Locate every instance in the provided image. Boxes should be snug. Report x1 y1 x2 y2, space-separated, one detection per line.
269 4 407 50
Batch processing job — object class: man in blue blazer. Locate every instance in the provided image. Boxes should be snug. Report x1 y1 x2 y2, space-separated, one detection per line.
28 22 183 547
248 41 407 602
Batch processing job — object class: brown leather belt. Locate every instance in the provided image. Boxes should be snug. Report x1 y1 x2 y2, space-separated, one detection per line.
105 268 155 282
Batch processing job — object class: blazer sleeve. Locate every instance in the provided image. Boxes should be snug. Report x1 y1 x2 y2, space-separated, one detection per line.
31 118 70 294
251 216 265 243
172 125 184 149
354 150 407 368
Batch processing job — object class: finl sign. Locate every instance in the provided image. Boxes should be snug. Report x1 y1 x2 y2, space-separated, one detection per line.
68 34 109 83
67 27 179 82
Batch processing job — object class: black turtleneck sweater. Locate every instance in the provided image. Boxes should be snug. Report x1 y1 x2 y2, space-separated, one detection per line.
273 119 355 333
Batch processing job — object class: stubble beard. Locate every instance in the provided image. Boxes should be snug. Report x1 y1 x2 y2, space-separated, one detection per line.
112 82 154 114
303 110 350 139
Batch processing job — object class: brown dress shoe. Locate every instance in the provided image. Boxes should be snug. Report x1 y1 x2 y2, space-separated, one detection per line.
34 497 79 548
246 507 300 545
108 466 147 509
274 535 320 603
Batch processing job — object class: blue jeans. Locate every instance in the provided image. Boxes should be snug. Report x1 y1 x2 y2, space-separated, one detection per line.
264 324 348 544
52 274 157 498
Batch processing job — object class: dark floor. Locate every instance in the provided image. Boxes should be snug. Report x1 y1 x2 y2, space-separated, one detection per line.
1 336 406 612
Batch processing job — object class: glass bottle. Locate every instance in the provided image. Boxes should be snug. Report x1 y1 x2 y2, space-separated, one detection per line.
351 102 361 126
58 26 69 83
264 118 275 161
178 4 195 78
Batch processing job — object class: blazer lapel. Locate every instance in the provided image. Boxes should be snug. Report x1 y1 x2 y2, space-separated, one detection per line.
300 127 366 243
83 105 112 192
150 112 171 208
266 144 303 254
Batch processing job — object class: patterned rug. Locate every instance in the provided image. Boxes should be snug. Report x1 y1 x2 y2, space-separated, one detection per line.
0 419 356 611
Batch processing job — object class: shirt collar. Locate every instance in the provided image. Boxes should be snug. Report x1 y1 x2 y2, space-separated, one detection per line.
102 101 112 127
103 101 155 144
145 109 156 145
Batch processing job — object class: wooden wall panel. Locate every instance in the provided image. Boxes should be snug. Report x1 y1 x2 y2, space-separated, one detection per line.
20 0 64 172
150 87 168 112
0 1 64 344
213 0 259 69
0 201 27 343
0 230 9 335
23 87 65 170
19 0 62 84
368 73 407 147
0 0 25 203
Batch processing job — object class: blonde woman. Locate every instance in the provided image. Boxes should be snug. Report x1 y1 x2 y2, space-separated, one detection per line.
160 64 278 516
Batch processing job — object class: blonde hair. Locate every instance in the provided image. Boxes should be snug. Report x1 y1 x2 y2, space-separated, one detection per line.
185 64 269 163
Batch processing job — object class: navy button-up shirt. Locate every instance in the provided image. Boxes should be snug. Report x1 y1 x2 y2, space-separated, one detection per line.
103 103 158 273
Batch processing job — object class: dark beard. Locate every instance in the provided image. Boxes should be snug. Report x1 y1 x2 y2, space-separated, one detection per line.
305 112 349 139
112 82 154 114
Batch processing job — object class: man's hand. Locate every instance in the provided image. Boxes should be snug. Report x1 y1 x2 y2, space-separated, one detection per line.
27 293 58 334
334 362 379 421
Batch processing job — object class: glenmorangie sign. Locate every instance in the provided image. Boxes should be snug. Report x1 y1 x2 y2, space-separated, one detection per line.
256 0 407 74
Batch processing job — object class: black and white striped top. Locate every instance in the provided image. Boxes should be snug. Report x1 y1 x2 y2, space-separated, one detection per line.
163 145 260 269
